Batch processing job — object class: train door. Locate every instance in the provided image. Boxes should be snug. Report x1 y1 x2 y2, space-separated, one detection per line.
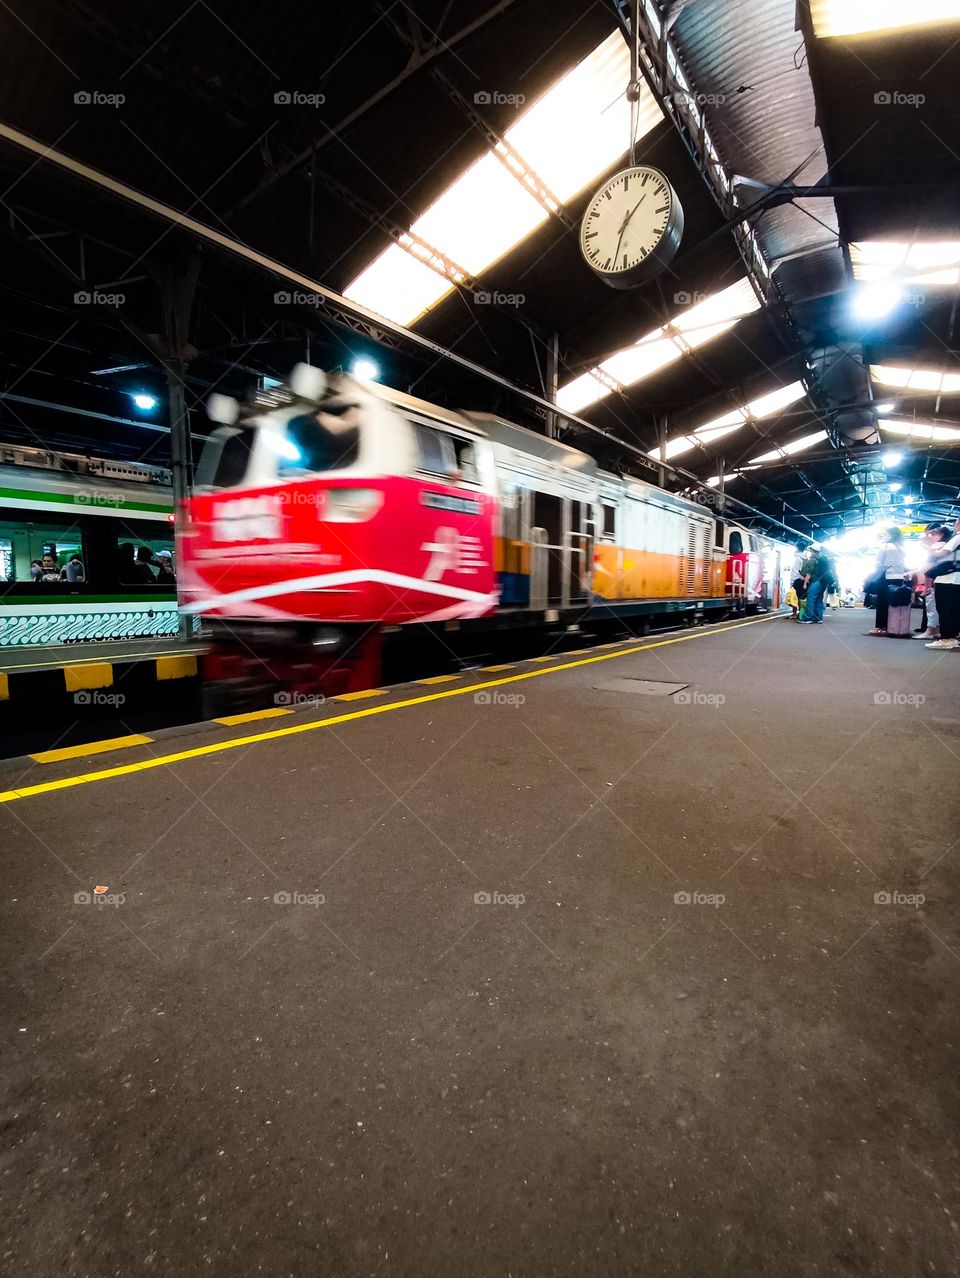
532 490 564 606
567 499 593 603
595 498 620 600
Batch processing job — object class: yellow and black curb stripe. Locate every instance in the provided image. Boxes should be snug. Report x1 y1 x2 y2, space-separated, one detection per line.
0 614 782 804
0 650 200 702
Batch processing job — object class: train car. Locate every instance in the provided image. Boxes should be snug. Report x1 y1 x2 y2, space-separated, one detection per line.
0 443 179 647
181 366 777 693
714 518 794 614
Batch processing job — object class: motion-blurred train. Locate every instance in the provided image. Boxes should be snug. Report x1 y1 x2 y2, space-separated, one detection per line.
180 366 793 689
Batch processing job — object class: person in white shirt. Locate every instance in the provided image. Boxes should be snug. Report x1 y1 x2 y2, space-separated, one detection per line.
868 527 907 636
926 516 960 650
914 525 949 640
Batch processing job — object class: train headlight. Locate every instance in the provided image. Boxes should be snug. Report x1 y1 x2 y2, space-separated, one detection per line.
323 488 384 522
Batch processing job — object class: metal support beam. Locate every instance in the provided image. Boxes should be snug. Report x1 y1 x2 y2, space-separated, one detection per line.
545 332 559 439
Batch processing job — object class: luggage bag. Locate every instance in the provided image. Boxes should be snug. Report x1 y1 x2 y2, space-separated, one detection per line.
886 606 913 637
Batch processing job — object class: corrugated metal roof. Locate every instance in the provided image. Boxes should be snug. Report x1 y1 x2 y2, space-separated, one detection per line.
669 0 843 298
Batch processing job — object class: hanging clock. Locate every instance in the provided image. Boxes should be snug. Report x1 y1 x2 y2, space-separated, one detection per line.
580 165 684 289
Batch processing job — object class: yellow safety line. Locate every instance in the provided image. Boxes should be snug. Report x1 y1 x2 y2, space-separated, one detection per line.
215 707 294 726
0 615 780 804
30 734 153 765
334 688 387 701
479 663 516 672
417 674 461 684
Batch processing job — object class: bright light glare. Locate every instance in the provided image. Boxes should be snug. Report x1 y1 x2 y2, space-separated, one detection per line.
350 357 381 382
132 393 157 411
811 0 960 38
872 364 960 395
344 32 662 326
882 450 904 467
889 481 904 491
853 283 902 320
559 279 761 415
264 432 302 463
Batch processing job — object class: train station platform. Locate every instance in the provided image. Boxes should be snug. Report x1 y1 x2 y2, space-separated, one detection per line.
3 609 959 1275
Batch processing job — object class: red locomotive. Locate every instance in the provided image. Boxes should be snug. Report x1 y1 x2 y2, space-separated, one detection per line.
179 366 791 698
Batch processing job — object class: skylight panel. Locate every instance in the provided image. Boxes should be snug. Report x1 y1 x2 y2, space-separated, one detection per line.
345 245 454 327
345 31 665 327
872 365 960 394
811 0 960 38
644 383 806 463
505 32 659 205
851 242 960 286
882 418 960 441
413 152 547 276
557 279 761 415
751 430 828 463
748 382 808 418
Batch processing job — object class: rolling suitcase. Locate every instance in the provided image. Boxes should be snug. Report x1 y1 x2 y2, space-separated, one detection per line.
886 606 913 637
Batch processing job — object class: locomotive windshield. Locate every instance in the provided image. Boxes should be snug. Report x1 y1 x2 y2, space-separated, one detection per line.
278 409 360 475
196 424 257 490
195 406 361 490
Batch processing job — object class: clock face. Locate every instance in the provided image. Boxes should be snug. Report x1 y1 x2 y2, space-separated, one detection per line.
580 166 684 289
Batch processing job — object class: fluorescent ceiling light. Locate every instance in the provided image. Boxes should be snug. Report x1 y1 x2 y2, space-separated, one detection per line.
645 380 806 463
872 364 960 395
751 429 828 464
558 278 761 415
345 31 662 326
810 0 960 38
882 418 960 441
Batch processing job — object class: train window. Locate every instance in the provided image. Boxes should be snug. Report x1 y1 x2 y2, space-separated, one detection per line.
0 518 83 584
196 425 257 489
415 422 473 481
602 503 616 537
452 437 479 485
278 410 360 475
729 530 743 554
415 423 450 475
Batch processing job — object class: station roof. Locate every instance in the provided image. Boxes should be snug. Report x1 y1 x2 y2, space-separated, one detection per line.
0 0 958 536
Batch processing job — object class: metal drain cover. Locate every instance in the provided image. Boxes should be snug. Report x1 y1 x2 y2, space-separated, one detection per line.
593 678 689 696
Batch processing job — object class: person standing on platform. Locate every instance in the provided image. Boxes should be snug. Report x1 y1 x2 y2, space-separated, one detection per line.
800 544 836 624
926 517 960 651
914 524 948 640
868 527 907 636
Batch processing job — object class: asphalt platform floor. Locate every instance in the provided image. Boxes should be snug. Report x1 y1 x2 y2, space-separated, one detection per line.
2 608 959 1277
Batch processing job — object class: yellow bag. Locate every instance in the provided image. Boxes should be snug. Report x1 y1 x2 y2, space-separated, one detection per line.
785 586 799 609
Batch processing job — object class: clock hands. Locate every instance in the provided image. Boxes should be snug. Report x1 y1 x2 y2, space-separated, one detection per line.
613 194 646 264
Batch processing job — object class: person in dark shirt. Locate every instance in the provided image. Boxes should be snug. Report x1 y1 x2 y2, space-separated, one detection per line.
34 554 61 584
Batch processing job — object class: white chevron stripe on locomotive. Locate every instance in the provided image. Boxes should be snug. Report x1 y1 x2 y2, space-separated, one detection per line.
180 568 499 615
